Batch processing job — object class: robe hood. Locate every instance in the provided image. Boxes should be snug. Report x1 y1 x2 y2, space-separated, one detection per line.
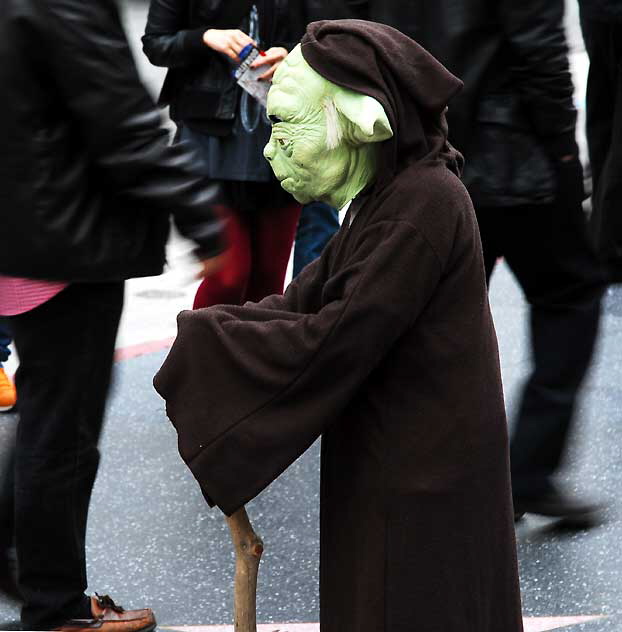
300 20 464 183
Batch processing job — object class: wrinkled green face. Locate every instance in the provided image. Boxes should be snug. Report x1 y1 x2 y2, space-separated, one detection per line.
264 45 393 209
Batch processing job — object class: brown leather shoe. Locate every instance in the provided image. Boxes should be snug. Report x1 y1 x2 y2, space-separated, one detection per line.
54 594 156 632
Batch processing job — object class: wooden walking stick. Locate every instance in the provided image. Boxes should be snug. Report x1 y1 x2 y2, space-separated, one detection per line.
225 506 264 632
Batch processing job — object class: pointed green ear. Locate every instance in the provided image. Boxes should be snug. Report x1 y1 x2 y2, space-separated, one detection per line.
333 89 393 145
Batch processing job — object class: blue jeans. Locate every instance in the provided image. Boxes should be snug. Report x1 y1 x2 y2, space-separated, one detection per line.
0 322 11 366
293 202 340 278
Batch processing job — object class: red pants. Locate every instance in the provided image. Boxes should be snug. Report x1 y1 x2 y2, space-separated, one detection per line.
193 203 301 309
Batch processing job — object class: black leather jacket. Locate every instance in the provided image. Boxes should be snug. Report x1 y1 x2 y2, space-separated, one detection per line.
0 0 224 282
143 0 289 135
361 0 578 207
286 0 367 41
579 0 622 21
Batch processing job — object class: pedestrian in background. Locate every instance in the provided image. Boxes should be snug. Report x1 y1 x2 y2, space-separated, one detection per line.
0 0 225 629
579 0 622 278
143 0 300 308
368 0 605 523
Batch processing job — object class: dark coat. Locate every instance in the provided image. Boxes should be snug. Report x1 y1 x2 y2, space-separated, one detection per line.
0 0 223 282
579 0 622 21
142 0 289 135
580 7 622 277
286 0 367 41
358 0 578 208
154 21 522 631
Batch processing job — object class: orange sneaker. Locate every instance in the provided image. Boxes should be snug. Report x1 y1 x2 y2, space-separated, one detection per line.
0 367 16 411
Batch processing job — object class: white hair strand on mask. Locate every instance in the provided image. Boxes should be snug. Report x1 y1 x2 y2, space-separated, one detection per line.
323 97 343 150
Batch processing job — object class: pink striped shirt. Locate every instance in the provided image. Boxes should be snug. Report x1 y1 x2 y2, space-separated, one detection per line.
0 276 68 316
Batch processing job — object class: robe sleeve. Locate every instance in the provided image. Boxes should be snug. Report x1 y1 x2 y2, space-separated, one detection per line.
154 220 443 515
248 241 329 315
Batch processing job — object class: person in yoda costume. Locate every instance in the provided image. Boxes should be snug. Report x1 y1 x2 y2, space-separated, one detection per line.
155 20 523 632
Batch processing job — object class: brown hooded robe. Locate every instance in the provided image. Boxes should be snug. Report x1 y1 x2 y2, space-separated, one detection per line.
154 20 523 632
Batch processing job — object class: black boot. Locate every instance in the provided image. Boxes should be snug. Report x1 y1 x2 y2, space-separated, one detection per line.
513 485 603 528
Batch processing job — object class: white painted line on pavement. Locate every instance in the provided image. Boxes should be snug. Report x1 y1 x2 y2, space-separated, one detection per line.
162 615 606 632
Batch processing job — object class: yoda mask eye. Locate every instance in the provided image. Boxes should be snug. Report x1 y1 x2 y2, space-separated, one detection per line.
263 44 393 210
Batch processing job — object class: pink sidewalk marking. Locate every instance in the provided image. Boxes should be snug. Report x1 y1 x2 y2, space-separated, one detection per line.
113 337 175 362
524 616 604 632
162 616 604 632
162 626 318 632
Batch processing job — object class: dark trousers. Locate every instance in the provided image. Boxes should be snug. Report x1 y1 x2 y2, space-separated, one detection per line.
477 200 604 498
0 448 14 552
580 12 622 272
1 282 124 629
293 202 340 278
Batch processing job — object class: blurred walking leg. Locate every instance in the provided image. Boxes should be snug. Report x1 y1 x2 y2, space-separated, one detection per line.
474 207 506 284
0 447 18 601
245 203 301 303
510 298 600 498
0 449 14 552
10 282 124 629
193 210 251 309
487 200 604 516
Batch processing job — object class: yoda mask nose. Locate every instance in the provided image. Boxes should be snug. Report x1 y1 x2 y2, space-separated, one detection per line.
263 44 392 210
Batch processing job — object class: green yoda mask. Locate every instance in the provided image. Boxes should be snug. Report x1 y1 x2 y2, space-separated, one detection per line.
264 44 393 210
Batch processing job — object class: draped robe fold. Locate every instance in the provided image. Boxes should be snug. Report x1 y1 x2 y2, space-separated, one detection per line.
154 158 523 631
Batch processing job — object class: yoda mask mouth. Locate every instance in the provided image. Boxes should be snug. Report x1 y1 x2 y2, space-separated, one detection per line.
263 44 393 210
